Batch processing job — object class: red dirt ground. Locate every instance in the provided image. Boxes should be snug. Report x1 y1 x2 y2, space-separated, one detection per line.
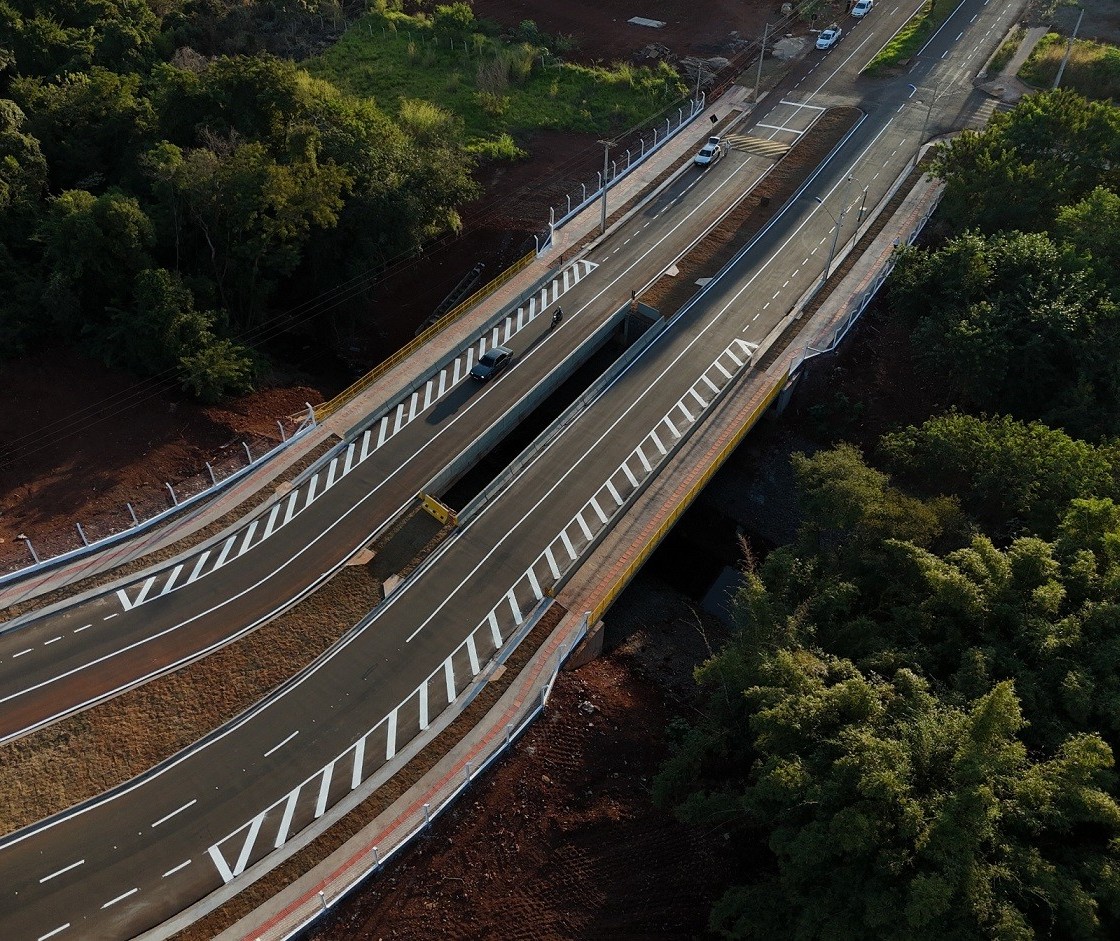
308 608 737 941
473 0 767 62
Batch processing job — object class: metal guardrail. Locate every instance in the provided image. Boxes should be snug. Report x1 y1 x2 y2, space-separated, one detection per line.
789 178 944 374
315 250 536 422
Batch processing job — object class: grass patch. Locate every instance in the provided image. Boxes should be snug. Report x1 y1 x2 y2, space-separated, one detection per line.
1019 32 1120 100
865 0 955 74
309 10 687 144
986 25 1025 75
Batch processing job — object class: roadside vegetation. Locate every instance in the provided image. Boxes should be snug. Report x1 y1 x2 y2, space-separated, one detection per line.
985 24 1025 75
0 0 685 404
310 4 686 144
1020 32 1120 100
658 88 1120 940
865 0 956 75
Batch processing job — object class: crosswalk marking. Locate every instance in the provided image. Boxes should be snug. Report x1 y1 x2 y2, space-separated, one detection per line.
466 635 480 675
274 789 300 849
724 133 791 159
316 763 334 818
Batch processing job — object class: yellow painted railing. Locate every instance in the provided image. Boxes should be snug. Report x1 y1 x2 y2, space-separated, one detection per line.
315 249 537 422
590 372 788 624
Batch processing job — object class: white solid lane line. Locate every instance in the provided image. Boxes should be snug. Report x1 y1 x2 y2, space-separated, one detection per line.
151 798 198 828
39 858 84 883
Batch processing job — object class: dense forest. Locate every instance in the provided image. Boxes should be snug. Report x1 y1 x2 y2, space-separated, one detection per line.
657 89 1120 940
0 0 683 401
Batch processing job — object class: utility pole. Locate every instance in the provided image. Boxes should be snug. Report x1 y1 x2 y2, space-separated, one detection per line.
754 23 770 103
1054 6 1085 89
600 139 611 234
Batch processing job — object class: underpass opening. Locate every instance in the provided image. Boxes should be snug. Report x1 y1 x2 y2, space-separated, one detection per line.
439 304 663 512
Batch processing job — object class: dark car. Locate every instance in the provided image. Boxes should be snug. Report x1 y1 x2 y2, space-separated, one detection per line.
470 345 513 381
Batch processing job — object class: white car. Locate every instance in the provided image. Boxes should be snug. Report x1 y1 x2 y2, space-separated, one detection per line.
816 25 842 49
851 0 873 17
694 136 725 167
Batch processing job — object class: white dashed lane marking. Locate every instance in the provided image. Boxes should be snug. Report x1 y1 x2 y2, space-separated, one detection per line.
40 859 84 883
264 730 299 758
152 798 198 828
101 887 138 909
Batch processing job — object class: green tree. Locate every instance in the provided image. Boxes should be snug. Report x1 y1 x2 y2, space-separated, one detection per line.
880 412 1120 538
37 188 154 331
1054 186 1120 289
169 139 349 323
12 67 152 190
934 89 1120 233
891 230 1120 437
791 443 959 552
2 0 161 77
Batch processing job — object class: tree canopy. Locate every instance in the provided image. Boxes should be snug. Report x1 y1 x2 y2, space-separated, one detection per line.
658 444 1120 940
0 1 481 400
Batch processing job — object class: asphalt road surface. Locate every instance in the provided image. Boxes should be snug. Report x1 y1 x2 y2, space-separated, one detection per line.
0 1 1025 937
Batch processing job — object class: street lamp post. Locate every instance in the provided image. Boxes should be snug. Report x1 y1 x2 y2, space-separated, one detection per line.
599 138 611 234
907 82 943 164
813 174 853 284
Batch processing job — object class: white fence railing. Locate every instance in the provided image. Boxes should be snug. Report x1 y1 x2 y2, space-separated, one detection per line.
0 406 316 590
537 94 706 253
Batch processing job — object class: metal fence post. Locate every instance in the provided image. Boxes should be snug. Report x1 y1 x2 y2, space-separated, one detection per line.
641 138 645 157
306 402 315 426
549 206 555 226
665 118 671 137
276 420 287 442
205 462 217 486
466 760 473 783
567 194 571 215
18 534 39 564
242 441 252 464
582 182 586 202
423 803 431 828
372 845 380 867
76 522 89 546
126 502 139 526
165 482 178 506
505 723 513 745
318 891 326 913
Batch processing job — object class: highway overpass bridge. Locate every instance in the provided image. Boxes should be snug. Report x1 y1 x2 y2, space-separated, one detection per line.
0 1 1024 937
